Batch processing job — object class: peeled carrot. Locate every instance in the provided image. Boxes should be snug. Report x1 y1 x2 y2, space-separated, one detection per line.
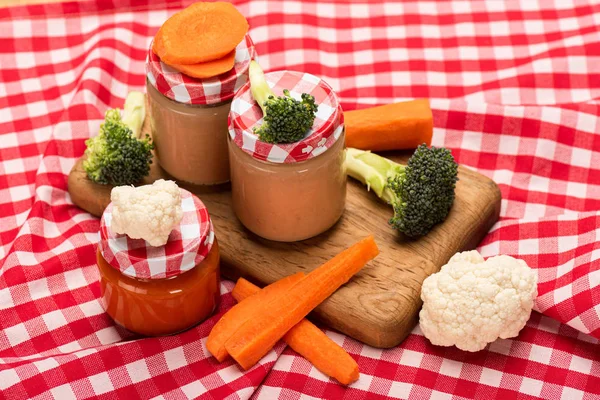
232 278 360 385
230 278 259 301
207 272 305 362
225 236 379 370
153 25 236 79
152 26 165 58
345 99 433 152
168 50 236 79
157 2 249 65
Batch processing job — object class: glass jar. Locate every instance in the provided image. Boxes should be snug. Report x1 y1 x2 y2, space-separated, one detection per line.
146 82 231 185
145 34 256 185
228 70 346 242
228 132 346 242
97 189 219 336
96 241 220 336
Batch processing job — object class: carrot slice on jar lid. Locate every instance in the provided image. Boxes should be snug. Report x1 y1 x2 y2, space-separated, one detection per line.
167 50 236 79
157 2 249 65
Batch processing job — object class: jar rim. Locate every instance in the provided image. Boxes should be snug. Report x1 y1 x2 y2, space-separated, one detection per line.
146 34 257 106
228 70 344 164
99 189 215 280
228 128 345 166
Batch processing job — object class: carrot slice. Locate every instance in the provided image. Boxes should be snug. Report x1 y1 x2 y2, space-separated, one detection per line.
168 50 236 79
152 26 165 57
153 25 235 79
345 99 433 152
157 2 249 65
232 278 360 385
224 236 379 370
206 272 305 362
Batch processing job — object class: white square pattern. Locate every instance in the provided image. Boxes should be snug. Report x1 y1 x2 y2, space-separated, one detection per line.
519 377 544 397
125 360 152 384
164 347 187 371
528 344 553 365
400 350 423 368
89 372 115 396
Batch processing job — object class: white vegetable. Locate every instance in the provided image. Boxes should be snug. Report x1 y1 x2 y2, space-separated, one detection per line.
110 179 183 247
419 250 537 352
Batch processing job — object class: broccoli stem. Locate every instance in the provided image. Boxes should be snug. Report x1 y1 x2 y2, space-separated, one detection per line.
345 148 402 204
121 91 146 139
249 60 273 115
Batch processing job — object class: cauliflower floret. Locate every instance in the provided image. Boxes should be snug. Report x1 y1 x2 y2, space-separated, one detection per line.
110 179 183 246
419 250 537 352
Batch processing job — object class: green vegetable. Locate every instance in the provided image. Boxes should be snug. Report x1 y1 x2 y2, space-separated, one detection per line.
249 61 318 144
346 145 458 237
83 92 153 185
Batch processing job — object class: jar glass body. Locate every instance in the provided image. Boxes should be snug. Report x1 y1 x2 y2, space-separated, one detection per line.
97 239 220 336
228 132 347 242
146 81 231 185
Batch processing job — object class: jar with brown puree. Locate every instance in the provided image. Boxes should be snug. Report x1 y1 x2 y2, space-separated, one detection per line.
146 35 256 185
97 189 220 336
228 71 346 242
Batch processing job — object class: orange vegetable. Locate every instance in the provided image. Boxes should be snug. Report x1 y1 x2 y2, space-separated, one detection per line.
206 272 304 362
232 278 360 385
224 236 379 370
168 50 236 79
157 2 249 65
153 25 236 79
345 99 433 152
152 27 165 58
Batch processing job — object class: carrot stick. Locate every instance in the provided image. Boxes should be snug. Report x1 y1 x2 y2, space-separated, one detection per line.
231 277 259 301
345 99 433 152
157 2 249 65
224 236 379 370
232 278 360 385
284 320 359 385
207 272 305 362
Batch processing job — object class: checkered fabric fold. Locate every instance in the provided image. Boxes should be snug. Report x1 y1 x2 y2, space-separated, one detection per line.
0 1 599 399
229 70 343 163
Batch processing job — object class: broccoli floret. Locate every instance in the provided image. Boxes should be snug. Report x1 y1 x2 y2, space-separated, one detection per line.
346 145 458 237
249 61 318 144
83 94 153 186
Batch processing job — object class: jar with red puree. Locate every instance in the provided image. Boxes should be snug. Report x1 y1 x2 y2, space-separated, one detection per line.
228 70 346 242
97 180 219 336
146 2 256 185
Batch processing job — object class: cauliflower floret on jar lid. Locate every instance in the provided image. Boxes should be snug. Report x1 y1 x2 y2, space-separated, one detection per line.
419 250 537 352
110 179 183 247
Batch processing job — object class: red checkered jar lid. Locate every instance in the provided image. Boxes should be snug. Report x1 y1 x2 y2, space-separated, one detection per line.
146 34 256 106
228 70 344 164
99 189 214 280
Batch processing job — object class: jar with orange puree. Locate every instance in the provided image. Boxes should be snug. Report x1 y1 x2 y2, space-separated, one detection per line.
97 182 219 336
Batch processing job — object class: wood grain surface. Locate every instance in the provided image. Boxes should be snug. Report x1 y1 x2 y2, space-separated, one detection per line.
68 115 501 348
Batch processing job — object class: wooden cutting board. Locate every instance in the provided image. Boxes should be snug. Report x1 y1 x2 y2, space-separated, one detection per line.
68 116 501 349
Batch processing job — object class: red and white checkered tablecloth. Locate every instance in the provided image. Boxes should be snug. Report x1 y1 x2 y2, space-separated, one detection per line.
0 1 599 399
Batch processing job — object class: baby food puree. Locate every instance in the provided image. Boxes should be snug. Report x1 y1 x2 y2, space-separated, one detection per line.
97 190 220 336
146 34 256 185
228 71 346 242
